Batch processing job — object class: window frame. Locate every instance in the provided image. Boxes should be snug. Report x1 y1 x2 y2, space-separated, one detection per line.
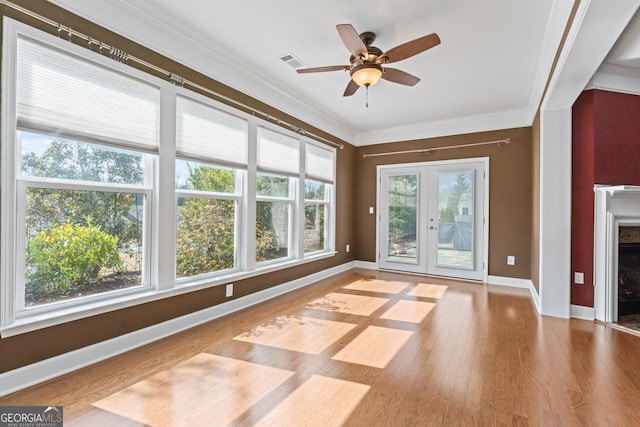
0 17 337 337
304 179 332 255
15 172 154 317
255 172 297 265
174 160 244 282
303 140 337 256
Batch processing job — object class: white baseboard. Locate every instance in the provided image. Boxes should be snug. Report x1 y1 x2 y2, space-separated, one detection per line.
487 275 532 289
0 261 356 398
570 304 595 321
354 260 377 270
529 284 541 314
488 275 541 314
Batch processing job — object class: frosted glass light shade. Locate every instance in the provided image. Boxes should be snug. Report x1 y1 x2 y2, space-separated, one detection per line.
351 64 383 87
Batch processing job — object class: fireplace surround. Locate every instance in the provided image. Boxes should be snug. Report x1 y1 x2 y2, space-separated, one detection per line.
594 186 640 322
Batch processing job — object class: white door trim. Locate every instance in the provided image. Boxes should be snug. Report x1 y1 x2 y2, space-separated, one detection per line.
376 157 489 283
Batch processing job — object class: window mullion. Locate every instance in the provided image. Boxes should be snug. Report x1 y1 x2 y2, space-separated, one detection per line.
14 181 27 313
176 190 241 201
256 195 294 203
0 26 18 326
156 88 176 290
296 142 305 259
329 184 336 252
245 118 258 271
18 177 150 193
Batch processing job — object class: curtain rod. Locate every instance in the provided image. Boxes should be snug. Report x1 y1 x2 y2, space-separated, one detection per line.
0 0 344 150
362 138 511 159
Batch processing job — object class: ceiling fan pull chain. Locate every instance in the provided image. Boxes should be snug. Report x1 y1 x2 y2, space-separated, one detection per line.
366 85 369 108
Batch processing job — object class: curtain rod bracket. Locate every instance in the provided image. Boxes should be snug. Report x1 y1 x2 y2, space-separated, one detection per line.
169 73 185 87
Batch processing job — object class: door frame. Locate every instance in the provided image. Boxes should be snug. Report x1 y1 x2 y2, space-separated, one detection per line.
375 157 489 283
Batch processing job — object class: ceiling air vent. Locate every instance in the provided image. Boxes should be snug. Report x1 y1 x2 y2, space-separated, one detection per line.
280 52 306 69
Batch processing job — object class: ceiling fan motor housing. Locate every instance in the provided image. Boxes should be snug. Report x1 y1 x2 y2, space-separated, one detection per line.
349 32 384 64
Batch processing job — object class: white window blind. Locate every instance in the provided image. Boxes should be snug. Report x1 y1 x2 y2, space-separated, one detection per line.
176 96 248 166
305 143 335 183
16 37 159 151
257 127 300 174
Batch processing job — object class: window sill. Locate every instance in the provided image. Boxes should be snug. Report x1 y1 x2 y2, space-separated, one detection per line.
0 251 336 338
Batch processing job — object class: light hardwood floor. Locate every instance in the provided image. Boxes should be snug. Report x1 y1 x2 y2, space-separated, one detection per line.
2 269 640 426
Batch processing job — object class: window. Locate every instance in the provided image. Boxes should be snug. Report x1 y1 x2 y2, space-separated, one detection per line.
175 96 247 280
10 34 158 315
256 128 300 264
1 19 336 334
175 162 241 279
256 173 293 262
304 180 328 253
18 133 151 310
304 143 335 254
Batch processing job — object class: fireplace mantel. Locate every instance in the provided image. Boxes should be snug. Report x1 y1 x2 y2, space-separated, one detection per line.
594 185 640 322
597 185 640 197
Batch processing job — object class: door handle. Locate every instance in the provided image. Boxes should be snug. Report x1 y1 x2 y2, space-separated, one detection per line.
429 226 437 230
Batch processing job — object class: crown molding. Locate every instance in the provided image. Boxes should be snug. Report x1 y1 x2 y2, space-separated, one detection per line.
355 108 531 146
586 63 640 95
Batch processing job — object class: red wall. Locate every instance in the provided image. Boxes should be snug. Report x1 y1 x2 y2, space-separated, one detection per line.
572 91 596 307
571 90 640 307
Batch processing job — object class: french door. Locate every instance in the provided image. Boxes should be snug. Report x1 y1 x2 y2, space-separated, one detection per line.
378 159 487 281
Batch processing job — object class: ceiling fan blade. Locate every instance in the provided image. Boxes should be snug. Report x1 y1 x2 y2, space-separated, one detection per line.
343 79 360 97
380 33 441 64
297 65 351 74
336 24 368 59
382 67 421 86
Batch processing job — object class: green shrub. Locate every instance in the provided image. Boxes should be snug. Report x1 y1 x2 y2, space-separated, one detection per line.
26 217 123 292
176 198 236 277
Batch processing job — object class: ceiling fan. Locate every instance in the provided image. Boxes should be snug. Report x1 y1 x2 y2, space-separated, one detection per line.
297 24 441 100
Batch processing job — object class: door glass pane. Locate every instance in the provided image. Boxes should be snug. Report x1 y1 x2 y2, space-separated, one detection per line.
387 175 418 263
436 171 473 269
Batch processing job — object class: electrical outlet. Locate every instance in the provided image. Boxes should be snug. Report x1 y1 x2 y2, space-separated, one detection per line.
369 207 375 214
507 256 515 266
346 244 350 253
226 283 233 297
574 272 584 285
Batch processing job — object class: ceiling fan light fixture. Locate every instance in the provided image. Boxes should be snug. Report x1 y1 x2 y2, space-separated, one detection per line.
351 63 383 87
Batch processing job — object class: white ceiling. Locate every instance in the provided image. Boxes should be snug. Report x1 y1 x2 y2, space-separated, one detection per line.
49 0 584 145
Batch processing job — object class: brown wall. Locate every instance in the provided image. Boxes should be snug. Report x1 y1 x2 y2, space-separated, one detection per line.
353 127 532 279
0 1 355 373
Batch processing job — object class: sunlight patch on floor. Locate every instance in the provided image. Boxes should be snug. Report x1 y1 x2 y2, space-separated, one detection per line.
234 315 356 354
306 292 389 316
254 374 370 427
408 283 448 299
342 279 410 295
332 325 414 368
92 353 294 426
380 300 436 323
